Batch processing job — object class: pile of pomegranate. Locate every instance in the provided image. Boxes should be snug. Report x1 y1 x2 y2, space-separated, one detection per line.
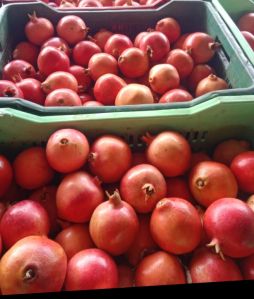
0 128 254 294
0 13 229 107
237 12 254 51
40 0 162 8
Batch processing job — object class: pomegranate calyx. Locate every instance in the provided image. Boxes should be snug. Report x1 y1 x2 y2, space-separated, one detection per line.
106 189 122 206
59 137 69 145
141 132 154 145
3 87 16 97
207 238 225 260
23 266 37 282
209 42 221 51
88 152 97 162
195 177 207 189
147 46 154 59
142 183 155 199
28 11 37 23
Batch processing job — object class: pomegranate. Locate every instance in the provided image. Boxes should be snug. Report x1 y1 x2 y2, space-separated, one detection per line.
13 147 55 190
150 198 202 254
118 264 134 288
79 93 94 104
213 139 251 166
0 236 67 294
3 60 36 82
88 135 132 183
149 64 180 94
134 32 149 48
29 186 58 235
55 224 94 260
92 29 113 50
104 34 133 58
124 0 140 6
69 65 92 93
247 195 254 212
0 155 13 198
87 53 118 81
155 17 181 43
189 161 238 207
126 214 158 266
12 42 39 66
83 101 104 107
64 248 118 290
139 32 170 62
173 33 190 49
166 49 194 79
78 0 103 6
56 15 88 45
0 200 50 249
25 13 54 46
237 13 254 35
159 89 193 103
196 74 229 97
41 37 71 57
118 48 149 78
37 46 70 76
16 78 45 105
189 247 243 283
231 151 254 193
120 164 167 213
115 83 154 105
241 31 254 50
0 80 24 98
89 190 139 255
56 171 104 223
135 251 186 286
143 131 191 177
93 74 126 105
187 64 215 92
46 128 89 173
190 152 211 169
240 254 254 280
204 198 254 258
45 88 82 106
166 176 192 202
60 1 77 8
73 41 101 67
183 32 219 63
41 71 78 94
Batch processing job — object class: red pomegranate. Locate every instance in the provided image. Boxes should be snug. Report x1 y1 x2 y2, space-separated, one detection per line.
64 248 118 290
0 200 50 249
0 236 67 294
135 251 186 286
12 42 39 66
45 88 82 106
89 190 139 256
0 155 13 198
155 17 181 43
3 60 36 82
204 197 254 258
72 41 101 67
120 164 167 213
150 198 202 254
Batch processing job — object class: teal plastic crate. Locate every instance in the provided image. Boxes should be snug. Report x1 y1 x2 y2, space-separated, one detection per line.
0 0 254 116
211 0 254 67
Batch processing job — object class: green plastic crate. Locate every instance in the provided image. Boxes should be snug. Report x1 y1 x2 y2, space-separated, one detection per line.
211 0 254 67
0 0 254 116
1 95 254 155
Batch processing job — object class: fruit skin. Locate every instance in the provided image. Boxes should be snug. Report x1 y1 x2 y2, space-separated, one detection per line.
195 74 229 97
240 254 254 280
155 17 181 43
241 31 254 50
12 42 39 66
0 80 24 98
89 191 139 256
189 247 243 283
45 88 82 107
135 251 186 286
230 151 254 193
64 248 118 290
72 41 101 67
144 131 191 177
204 197 254 258
189 161 238 207
88 135 132 183
0 200 50 249
46 128 89 173
0 236 67 295
3 60 36 82
104 34 133 59
16 78 45 105
187 64 214 92
56 171 104 223
159 89 193 103
120 164 167 213
213 139 250 166
0 155 13 198
115 83 154 105
13 147 55 190
150 198 202 255
55 224 94 260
